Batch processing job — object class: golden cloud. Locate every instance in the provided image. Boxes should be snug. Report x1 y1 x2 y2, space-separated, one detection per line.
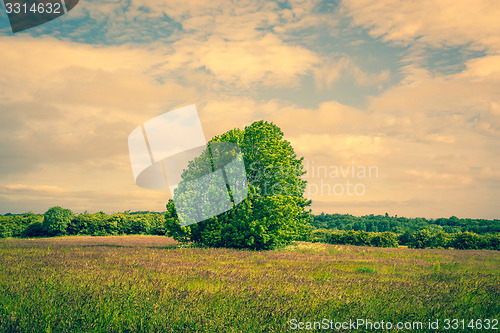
342 0 500 51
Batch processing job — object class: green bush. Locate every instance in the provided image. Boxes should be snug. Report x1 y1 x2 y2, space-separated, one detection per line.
408 229 433 249
148 214 167 235
310 229 330 243
326 231 344 245
42 207 73 237
370 232 399 248
398 231 412 246
129 216 150 235
352 230 372 246
430 231 451 249
452 232 481 250
482 233 500 250
22 222 46 237
0 221 11 238
310 229 399 248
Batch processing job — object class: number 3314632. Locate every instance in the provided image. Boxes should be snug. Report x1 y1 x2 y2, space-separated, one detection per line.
5 2 61 14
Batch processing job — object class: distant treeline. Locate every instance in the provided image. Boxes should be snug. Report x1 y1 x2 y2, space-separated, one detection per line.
312 213 500 235
1 209 499 251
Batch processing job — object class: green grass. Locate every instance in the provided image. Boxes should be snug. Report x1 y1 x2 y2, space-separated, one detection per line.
0 236 499 332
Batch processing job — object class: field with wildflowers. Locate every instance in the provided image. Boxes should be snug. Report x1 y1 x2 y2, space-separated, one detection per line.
1 236 499 332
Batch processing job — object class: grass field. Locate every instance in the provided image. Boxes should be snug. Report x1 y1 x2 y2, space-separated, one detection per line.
0 236 499 332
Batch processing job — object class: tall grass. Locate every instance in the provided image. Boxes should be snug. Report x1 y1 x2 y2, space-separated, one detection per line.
1 236 498 332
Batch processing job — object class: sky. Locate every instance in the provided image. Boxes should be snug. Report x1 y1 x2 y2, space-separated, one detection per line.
0 0 499 219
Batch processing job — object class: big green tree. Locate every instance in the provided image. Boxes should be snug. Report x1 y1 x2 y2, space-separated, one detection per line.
165 120 311 250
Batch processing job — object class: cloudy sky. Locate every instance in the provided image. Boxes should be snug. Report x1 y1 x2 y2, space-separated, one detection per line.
0 0 499 218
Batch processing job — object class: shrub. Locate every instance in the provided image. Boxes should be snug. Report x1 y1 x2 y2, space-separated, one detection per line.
408 229 433 249
430 231 451 249
0 222 12 238
129 216 150 235
482 234 500 251
42 207 73 237
370 232 399 248
452 232 481 250
311 229 331 243
22 222 46 237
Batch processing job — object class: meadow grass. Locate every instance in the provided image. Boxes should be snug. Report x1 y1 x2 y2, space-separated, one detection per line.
0 236 498 332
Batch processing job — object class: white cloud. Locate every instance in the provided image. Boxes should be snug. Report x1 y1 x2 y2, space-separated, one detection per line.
78 0 324 88
314 57 390 89
0 36 197 177
0 184 68 194
160 34 319 88
404 170 473 190
341 0 500 52
288 134 385 163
